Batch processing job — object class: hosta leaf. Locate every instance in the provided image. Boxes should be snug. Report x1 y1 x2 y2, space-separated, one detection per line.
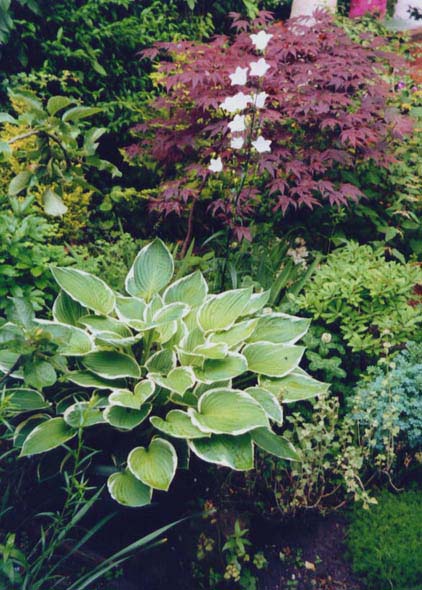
208 319 258 348
35 320 93 356
193 341 229 359
259 370 329 402
155 320 178 344
248 313 310 344
128 438 177 491
67 371 125 389
103 404 151 430
51 267 115 316
83 351 140 379
24 360 56 390
115 296 146 322
194 353 247 383
163 271 208 307
198 288 252 332
245 386 283 424
240 290 270 316
189 434 253 470
0 350 22 377
251 428 300 461
150 410 206 439
243 342 304 377
189 388 268 435
145 349 176 374
109 380 155 409
5 388 49 412
151 367 195 396
107 470 152 508
53 291 86 326
20 418 76 456
125 239 174 301
64 402 105 428
79 316 132 338
153 302 189 324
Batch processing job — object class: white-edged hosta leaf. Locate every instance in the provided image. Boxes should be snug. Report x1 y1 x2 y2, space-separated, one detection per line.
193 341 229 359
189 388 268 435
51 267 115 315
107 470 152 507
198 288 252 332
0 350 22 378
34 320 93 356
189 433 253 470
134 380 156 403
115 296 146 322
83 351 140 380
109 379 155 409
20 417 76 456
194 353 247 383
64 402 105 428
208 319 258 348
125 239 174 301
155 320 178 344
103 404 151 430
5 388 49 412
240 290 270 316
79 315 132 338
128 438 177 491
153 302 189 324
145 349 176 374
163 271 208 307
193 380 232 397
243 342 304 377
150 367 195 396
95 332 142 347
150 410 207 439
67 371 125 389
248 313 310 344
251 428 300 461
245 386 283 424
53 291 86 326
259 370 329 402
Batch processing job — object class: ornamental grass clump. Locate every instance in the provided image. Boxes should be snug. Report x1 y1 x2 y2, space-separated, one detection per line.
128 10 409 244
0 239 328 506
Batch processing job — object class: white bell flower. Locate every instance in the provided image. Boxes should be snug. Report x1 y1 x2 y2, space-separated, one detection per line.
230 136 245 149
208 157 223 172
249 58 270 77
251 91 268 109
250 31 273 51
252 135 272 153
220 92 251 113
228 114 246 133
229 66 248 86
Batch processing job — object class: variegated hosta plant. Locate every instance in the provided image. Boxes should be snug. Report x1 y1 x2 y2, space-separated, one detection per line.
1 239 328 507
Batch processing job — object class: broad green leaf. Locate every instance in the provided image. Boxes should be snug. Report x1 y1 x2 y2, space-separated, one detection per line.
35 320 93 356
134 380 156 403
0 350 21 376
163 271 208 307
83 351 140 379
243 342 304 377
24 360 57 390
53 291 86 326
259 370 329 402
245 386 283 424
109 380 155 409
42 189 68 217
251 428 300 461
128 438 177 491
198 288 252 332
4 388 49 412
47 96 76 116
20 418 76 456
51 267 115 316
115 295 146 322
155 320 178 344
62 105 102 122
150 410 206 439
194 353 247 383
193 341 229 359
8 171 32 196
145 349 176 374
64 402 105 428
79 315 132 338
153 302 189 324
151 367 195 396
125 239 174 301
107 470 152 508
67 371 125 389
103 404 151 430
189 434 253 470
240 290 270 316
189 388 268 435
248 313 310 344
208 319 258 348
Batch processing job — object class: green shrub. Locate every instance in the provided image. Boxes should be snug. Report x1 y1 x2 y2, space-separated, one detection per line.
347 490 422 590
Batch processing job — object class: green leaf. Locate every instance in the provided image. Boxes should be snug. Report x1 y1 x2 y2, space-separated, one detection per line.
248 313 310 344
103 404 151 430
128 438 177 491
79 315 132 338
35 320 93 356
20 418 76 456
83 351 140 380
194 353 248 383
240 290 270 316
63 402 105 428
208 319 258 348
251 428 300 461
4 388 49 412
145 349 176 374
189 388 268 435
163 271 208 307
47 96 76 116
53 291 86 326
193 341 229 359
109 380 155 409
115 296 146 322
189 433 253 470
8 171 32 196
42 189 68 217
150 410 206 439
259 370 329 402
62 105 102 122
151 367 195 396
68 371 125 389
0 112 18 124
51 267 115 316
23 360 56 390
198 288 252 332
107 470 152 508
125 239 174 301
245 386 283 424
243 342 304 377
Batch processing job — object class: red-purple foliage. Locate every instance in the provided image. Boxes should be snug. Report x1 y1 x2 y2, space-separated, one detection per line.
127 10 409 241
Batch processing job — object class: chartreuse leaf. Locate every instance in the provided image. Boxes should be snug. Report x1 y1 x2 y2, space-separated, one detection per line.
125 239 174 301
243 342 304 377
20 418 76 456
51 267 115 316
83 351 140 379
150 410 206 439
245 386 283 424
64 402 105 428
240 290 270 316
163 271 208 306
259 369 329 402
128 438 177 491
151 367 195 396
251 428 300 461
189 388 268 435
5 388 49 412
198 288 252 332
53 291 86 326
208 319 258 348
189 434 253 470
248 313 310 344
107 470 152 508
104 404 151 430
194 353 247 383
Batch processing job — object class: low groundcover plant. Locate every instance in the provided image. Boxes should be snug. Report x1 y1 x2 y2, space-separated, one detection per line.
0 239 328 507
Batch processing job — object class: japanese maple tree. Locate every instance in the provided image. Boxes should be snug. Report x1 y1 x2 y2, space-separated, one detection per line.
127 10 409 248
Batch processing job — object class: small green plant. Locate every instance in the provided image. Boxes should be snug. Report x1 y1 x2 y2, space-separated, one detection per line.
347 490 422 590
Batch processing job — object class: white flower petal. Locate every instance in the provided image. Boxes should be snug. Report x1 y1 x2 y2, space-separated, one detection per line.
251 91 268 109
251 135 272 153
228 114 246 133
208 157 223 172
230 136 245 149
229 66 248 86
249 58 270 77
250 31 273 51
220 92 252 113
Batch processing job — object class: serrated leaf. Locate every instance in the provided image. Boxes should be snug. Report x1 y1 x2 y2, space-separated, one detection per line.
163 271 208 307
107 470 152 507
150 410 206 439
198 288 252 332
83 351 140 379
125 239 174 301
103 404 151 430
189 434 253 470
251 428 300 461
243 342 304 377
128 438 177 491
51 267 115 316
20 418 76 456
